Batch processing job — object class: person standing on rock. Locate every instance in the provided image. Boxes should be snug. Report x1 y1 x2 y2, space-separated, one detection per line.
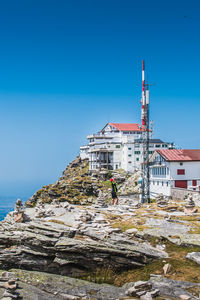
110 178 118 205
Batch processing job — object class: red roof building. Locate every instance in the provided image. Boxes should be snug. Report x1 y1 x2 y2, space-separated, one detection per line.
150 149 200 198
108 123 144 132
157 149 200 162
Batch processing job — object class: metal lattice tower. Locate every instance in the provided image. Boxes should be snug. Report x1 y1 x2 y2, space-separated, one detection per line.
141 61 150 203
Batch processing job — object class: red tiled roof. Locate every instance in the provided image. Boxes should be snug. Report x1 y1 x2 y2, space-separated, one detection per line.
109 123 144 132
157 149 200 162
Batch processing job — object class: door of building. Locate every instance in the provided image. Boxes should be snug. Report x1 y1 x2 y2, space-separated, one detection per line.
175 180 187 189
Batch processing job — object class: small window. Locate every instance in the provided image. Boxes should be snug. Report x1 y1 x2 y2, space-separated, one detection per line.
166 181 169 187
128 161 132 163
136 158 139 161
134 151 141 154
128 154 132 157
116 145 120 148
155 145 160 148
193 180 197 186
180 162 183 166
116 164 118 169
157 181 159 185
162 181 164 186
128 147 132 150
177 169 185 175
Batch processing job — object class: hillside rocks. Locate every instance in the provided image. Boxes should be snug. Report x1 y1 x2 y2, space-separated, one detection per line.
0 269 126 300
0 269 198 300
0 271 21 300
26 157 135 207
2 156 200 299
119 171 140 195
0 211 168 276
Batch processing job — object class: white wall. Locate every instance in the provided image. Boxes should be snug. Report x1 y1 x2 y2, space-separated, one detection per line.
150 179 171 197
169 161 200 181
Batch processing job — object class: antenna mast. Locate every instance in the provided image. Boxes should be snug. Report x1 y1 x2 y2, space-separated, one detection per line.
141 60 150 203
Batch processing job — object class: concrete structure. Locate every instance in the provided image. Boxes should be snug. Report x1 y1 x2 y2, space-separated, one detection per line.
80 122 173 172
149 149 200 197
80 145 89 160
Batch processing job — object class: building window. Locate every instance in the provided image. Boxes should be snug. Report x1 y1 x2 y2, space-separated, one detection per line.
128 147 132 150
177 169 185 175
116 145 120 148
180 162 183 166
128 154 132 157
136 158 139 161
128 161 132 163
116 164 118 169
157 181 159 185
193 180 197 186
166 181 169 187
162 181 164 186
134 151 140 154
155 145 160 148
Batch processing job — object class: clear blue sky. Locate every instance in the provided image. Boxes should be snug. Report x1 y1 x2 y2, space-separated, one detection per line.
0 0 200 200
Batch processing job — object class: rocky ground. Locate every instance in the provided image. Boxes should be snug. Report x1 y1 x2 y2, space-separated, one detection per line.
0 158 200 299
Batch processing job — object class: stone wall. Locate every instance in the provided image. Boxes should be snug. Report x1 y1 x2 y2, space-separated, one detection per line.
171 187 200 200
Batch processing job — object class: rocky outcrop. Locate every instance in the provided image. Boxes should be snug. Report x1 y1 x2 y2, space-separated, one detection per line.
0 269 126 300
26 157 99 207
0 217 167 276
149 275 200 299
2 155 200 299
26 157 134 207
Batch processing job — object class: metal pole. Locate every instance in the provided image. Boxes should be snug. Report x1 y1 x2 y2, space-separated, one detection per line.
141 60 150 204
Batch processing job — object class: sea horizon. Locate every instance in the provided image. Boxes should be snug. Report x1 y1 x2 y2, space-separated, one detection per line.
0 196 28 221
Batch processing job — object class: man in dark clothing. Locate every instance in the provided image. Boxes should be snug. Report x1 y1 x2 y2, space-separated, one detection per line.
110 178 119 205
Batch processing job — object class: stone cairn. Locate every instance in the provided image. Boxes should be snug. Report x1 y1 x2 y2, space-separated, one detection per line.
35 199 55 218
156 194 168 208
95 190 108 208
79 210 94 223
14 198 24 223
0 271 21 299
184 193 198 215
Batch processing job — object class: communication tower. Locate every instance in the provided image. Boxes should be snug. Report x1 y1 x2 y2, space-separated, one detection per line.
140 60 150 203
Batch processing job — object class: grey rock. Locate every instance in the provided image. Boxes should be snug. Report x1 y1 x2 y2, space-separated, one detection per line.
140 292 153 300
150 275 200 299
126 281 153 297
186 252 200 265
59 294 80 299
150 289 160 297
125 228 138 234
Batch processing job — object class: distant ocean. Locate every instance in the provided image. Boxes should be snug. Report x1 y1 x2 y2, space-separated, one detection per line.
0 196 28 221
0 196 18 221
0 206 13 221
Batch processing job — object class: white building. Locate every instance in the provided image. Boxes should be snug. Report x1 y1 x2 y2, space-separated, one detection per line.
149 149 200 197
80 122 173 172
